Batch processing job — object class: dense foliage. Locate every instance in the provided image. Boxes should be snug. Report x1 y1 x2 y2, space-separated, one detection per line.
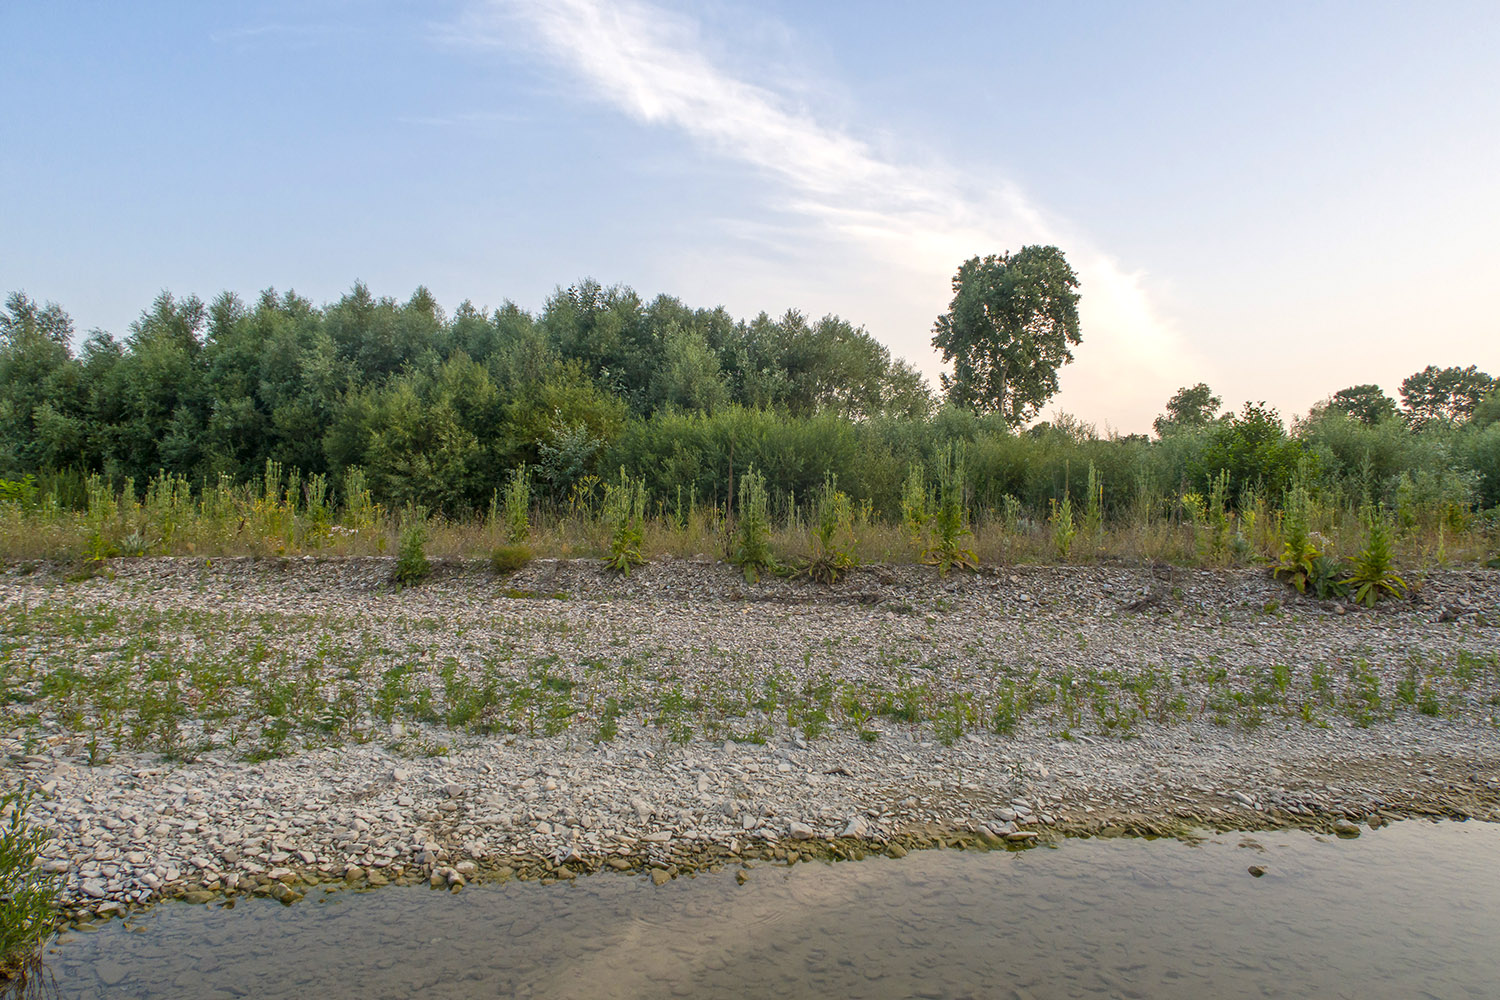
1 286 1497 531
931 246 1081 424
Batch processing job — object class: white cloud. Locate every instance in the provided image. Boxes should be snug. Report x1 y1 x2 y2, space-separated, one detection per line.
451 0 1207 432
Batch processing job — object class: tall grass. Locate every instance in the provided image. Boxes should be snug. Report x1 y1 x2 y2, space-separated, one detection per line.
0 454 1493 571
0 787 57 986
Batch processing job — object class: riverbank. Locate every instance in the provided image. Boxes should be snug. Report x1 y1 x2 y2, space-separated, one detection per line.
2 556 1497 919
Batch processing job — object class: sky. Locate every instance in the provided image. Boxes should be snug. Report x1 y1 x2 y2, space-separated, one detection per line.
3 0 1497 433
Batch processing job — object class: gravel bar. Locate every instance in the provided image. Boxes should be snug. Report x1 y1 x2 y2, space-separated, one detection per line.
2 556 1498 919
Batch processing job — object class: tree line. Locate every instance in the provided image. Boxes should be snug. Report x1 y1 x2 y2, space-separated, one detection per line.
1 263 1497 521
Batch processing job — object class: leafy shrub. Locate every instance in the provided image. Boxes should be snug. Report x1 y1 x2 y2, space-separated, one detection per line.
1343 510 1407 606
489 544 532 575
0 787 58 980
0 476 38 509
393 508 431 586
731 467 775 582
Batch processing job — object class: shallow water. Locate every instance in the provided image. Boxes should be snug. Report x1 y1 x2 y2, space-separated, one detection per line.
45 820 1500 1000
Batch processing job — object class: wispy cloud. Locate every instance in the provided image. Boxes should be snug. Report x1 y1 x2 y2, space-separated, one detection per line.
448 0 1205 430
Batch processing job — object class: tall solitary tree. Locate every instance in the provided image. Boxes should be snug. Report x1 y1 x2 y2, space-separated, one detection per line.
931 246 1080 425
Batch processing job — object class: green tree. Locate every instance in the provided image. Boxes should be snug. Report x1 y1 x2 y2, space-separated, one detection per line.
357 354 500 511
1400 365 1495 428
1154 383 1223 437
931 246 1081 424
1197 401 1303 501
98 292 209 481
1470 389 1500 431
654 324 729 413
1326 383 1398 425
0 293 84 472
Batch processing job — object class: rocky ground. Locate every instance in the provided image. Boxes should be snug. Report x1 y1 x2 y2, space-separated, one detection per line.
1 556 1498 921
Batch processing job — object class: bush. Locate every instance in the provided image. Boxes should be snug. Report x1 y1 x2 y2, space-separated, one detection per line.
0 787 58 981
393 508 431 586
489 544 532 575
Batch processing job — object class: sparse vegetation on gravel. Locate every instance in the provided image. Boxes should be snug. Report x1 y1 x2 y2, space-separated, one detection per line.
1 556 1497 923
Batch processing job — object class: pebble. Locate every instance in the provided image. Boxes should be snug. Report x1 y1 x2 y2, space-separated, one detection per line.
2 557 1496 915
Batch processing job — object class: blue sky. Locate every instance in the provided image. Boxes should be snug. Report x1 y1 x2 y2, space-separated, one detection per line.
3 1 1497 432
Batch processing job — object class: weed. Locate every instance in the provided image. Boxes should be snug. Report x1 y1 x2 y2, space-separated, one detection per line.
924 444 977 575
393 507 431 587
601 470 647 575
1049 496 1077 561
900 464 929 546
595 695 621 742
731 467 775 582
1344 659 1385 727
0 787 58 980
489 544 533 575
806 474 857 585
1307 554 1350 600
1343 509 1407 607
502 464 532 543
1272 484 1318 593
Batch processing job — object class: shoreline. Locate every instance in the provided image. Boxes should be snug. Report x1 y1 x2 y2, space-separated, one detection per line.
2 555 1497 921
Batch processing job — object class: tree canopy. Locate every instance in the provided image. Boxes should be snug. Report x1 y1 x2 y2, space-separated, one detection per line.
1154 383 1223 437
930 246 1081 425
1401 365 1495 428
0 280 936 505
5 278 1498 517
1326 384 1398 425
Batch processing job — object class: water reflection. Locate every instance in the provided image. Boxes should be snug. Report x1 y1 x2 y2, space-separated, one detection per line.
45 821 1500 999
